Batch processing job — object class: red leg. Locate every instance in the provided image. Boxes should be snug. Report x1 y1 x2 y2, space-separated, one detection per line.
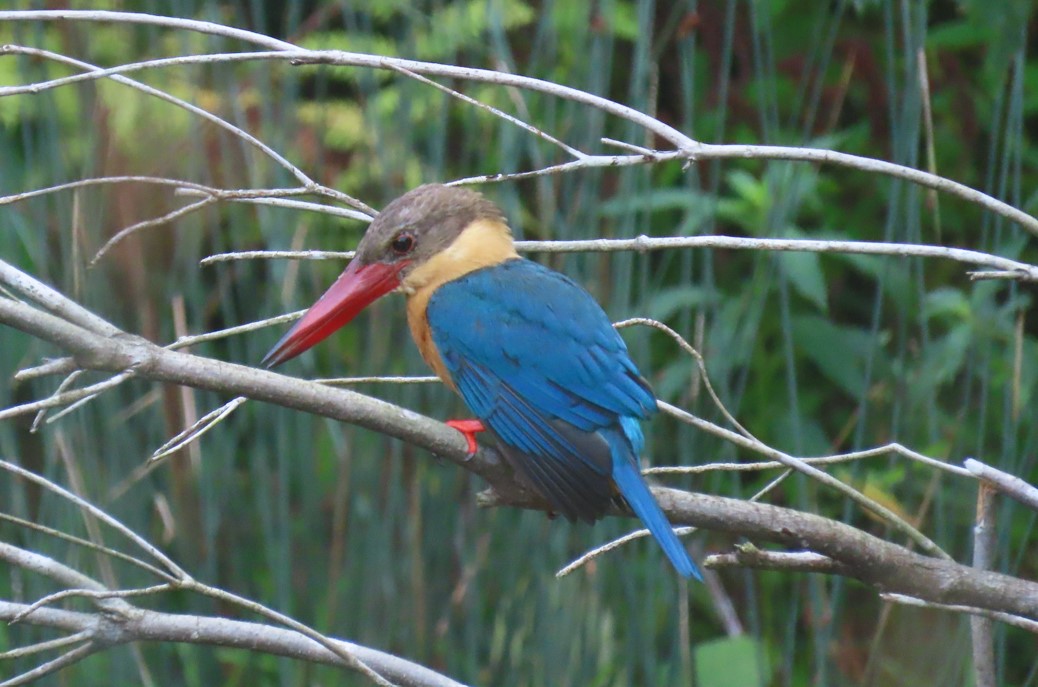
446 419 486 455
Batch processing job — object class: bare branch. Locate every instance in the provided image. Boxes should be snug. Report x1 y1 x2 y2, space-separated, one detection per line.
0 463 187 581
150 396 247 462
0 640 98 687
0 10 299 50
0 512 172 581
90 197 217 265
387 63 585 159
0 176 214 206
12 585 173 625
0 599 466 687
880 594 1038 634
201 250 354 266
175 191 372 221
2 11 1034 235
705 545 848 575
971 485 998 687
6 278 1034 617
0 44 373 217
0 631 92 660
655 488 1038 619
658 400 950 560
0 371 135 423
0 541 467 687
555 525 697 578
965 458 1038 511
645 443 971 479
0 259 119 337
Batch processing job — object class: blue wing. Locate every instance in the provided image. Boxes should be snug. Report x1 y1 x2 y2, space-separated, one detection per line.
427 259 699 578
426 258 655 520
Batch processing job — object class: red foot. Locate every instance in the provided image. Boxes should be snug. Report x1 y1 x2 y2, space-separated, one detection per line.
446 419 486 455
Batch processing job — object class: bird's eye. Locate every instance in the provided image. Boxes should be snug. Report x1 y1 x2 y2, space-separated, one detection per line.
390 231 416 255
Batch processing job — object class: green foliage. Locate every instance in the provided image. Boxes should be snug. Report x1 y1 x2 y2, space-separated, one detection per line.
694 636 768 687
2 1 1037 686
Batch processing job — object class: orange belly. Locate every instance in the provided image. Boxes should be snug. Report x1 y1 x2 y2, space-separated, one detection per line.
406 288 456 391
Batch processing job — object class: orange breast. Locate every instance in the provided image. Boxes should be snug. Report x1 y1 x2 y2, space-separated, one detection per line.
405 287 456 390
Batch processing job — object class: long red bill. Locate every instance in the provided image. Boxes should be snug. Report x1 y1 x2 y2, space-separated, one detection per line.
262 260 408 367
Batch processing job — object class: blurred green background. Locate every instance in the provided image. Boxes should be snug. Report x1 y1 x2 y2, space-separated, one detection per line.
1 1 1037 685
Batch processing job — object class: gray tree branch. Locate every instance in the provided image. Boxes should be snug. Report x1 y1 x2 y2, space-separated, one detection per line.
2 279 1037 625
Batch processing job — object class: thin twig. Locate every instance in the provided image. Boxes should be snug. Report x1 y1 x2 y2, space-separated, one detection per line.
0 44 370 215
658 401 950 559
0 371 135 423
0 641 97 687
150 397 247 462
5 313 307 425
557 458 792 577
199 235 1038 282
0 45 315 194
2 14 1033 233
90 197 217 266
617 317 754 439
0 461 188 580
180 581 395 687
201 250 354 265
317 376 440 385
645 443 971 479
29 369 83 429
0 175 215 206
881 593 1038 634
12 585 173 625
0 631 92 660
175 192 372 221
705 545 848 574
388 63 585 159
0 512 173 581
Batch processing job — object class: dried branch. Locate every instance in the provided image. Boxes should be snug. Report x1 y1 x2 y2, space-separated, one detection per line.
971 485 998 687
2 10 1036 236
965 458 1038 511
2 266 1037 622
880 594 1038 634
0 549 466 687
200 235 1038 283
2 12 1037 682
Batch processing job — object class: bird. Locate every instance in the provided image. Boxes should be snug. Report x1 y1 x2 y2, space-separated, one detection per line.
262 184 701 579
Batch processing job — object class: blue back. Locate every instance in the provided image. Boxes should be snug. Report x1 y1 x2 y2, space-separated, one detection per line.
427 259 655 520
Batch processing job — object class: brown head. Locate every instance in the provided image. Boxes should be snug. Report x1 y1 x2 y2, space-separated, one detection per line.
262 184 513 366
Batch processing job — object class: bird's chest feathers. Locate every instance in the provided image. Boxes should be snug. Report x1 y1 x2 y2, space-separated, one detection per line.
401 220 518 387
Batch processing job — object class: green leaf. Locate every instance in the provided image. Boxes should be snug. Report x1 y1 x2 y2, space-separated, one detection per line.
792 315 878 397
596 188 710 216
694 636 767 687
918 324 972 388
645 286 715 322
778 250 828 313
923 287 970 321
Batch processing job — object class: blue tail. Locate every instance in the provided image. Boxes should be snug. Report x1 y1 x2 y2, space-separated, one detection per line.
608 437 702 580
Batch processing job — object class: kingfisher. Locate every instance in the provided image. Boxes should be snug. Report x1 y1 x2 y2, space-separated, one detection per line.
263 184 701 579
